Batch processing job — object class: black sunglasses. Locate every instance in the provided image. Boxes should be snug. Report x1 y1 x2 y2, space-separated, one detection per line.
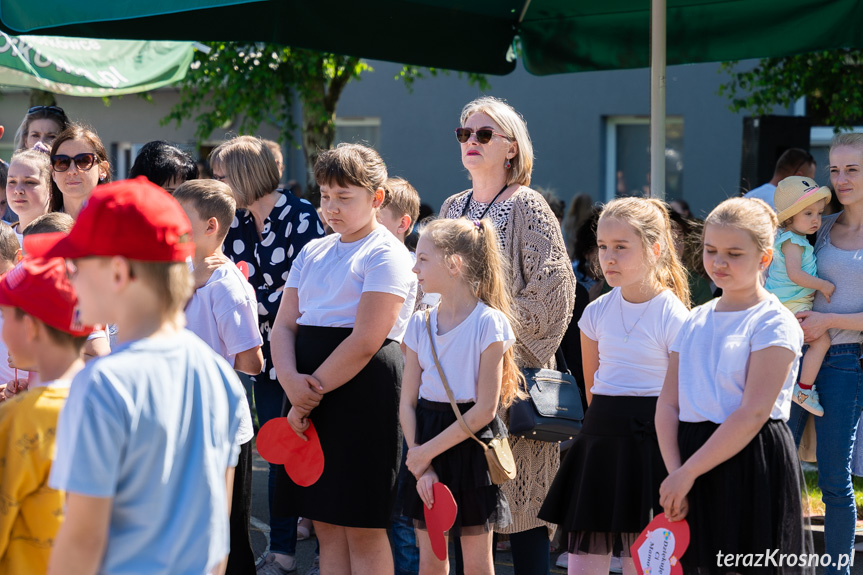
455 127 510 144
28 105 66 117
51 153 98 172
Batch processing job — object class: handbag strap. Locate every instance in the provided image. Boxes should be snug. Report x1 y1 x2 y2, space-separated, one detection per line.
424 309 488 452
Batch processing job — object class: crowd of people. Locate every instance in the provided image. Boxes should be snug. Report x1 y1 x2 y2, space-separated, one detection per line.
0 96 860 575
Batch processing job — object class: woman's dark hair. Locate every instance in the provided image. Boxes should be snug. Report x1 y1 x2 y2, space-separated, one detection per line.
573 207 600 279
129 141 198 189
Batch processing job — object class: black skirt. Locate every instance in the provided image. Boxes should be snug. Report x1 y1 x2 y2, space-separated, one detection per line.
273 325 403 528
538 395 666 556
678 420 813 575
401 399 511 536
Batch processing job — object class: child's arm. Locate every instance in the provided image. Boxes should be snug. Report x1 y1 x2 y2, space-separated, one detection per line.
781 241 835 301
659 345 797 520
270 287 324 413
399 347 422 453
405 341 505 479
233 346 264 376
655 352 685 519
211 467 236 575
308 291 405 393
48 493 112 575
580 331 599 406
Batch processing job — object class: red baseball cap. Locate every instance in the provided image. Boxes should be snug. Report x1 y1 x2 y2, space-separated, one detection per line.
24 177 194 262
0 258 95 337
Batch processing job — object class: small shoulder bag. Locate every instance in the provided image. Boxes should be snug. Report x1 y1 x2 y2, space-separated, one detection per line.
424 310 516 484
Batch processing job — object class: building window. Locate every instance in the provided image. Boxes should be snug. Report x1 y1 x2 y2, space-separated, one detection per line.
604 116 684 201
335 117 381 149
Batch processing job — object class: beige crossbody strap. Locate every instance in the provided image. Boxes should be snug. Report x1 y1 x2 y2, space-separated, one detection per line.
424 309 488 452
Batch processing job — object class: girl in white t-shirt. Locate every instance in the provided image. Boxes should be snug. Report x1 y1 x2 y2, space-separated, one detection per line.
539 197 690 575
269 144 416 575
656 198 808 572
400 218 520 575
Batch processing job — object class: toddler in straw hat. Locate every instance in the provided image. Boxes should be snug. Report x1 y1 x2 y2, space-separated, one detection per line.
765 176 834 416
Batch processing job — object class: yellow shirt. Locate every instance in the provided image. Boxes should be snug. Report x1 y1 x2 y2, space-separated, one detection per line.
0 383 69 575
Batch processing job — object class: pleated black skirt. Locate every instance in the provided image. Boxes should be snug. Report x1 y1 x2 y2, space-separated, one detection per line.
538 394 666 556
401 399 511 536
273 325 403 528
678 419 812 575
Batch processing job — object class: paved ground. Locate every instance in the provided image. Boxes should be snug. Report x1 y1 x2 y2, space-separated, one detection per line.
250 445 862 574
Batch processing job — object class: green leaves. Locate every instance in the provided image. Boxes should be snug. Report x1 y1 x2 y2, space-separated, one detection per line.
719 50 863 132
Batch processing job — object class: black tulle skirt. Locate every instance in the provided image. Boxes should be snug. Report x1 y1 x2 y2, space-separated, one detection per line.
678 419 813 575
538 395 666 556
273 325 403 528
401 399 511 536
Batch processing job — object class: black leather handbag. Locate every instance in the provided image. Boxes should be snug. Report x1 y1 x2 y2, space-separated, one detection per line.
508 348 585 442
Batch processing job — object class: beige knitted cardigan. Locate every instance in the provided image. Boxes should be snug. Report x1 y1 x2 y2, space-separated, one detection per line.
440 186 577 537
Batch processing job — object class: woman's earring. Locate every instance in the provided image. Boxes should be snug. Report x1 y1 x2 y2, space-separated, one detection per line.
99 174 105 182
505 159 512 169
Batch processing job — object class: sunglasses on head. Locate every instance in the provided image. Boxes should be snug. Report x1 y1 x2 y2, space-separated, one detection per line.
28 105 66 117
51 153 98 172
455 127 510 144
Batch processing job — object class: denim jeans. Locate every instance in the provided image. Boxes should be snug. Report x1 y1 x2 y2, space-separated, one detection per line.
392 514 420 575
254 377 298 556
788 343 863 575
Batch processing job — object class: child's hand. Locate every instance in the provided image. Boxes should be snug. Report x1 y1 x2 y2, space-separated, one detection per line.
416 468 439 509
281 373 324 413
193 254 229 289
0 378 28 402
287 406 310 440
659 467 694 522
406 444 433 479
820 280 836 303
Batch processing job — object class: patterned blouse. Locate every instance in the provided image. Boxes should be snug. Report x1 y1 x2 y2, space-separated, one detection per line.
223 188 325 333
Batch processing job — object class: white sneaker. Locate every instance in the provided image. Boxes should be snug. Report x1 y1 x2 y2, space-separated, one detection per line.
556 552 569 568
256 553 297 574
609 556 623 574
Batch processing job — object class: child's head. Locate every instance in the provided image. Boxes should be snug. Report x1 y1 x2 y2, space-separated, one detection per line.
379 177 420 241
314 144 387 239
703 197 777 292
24 177 195 326
415 218 523 406
172 179 237 257
0 222 19 272
22 212 74 236
0 258 95 369
129 140 198 193
7 149 52 228
774 176 831 236
209 136 280 209
597 197 690 307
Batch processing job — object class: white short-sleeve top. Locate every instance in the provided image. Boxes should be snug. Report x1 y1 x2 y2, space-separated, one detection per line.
578 288 689 397
403 302 515 403
672 295 803 423
287 226 418 342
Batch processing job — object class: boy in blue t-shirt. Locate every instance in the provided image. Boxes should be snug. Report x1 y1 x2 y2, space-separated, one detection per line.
26 177 247 575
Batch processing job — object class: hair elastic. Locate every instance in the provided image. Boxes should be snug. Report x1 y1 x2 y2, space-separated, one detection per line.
473 220 482 229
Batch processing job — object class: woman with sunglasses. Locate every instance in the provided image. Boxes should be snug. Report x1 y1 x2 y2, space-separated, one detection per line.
49 124 111 221
13 105 70 152
439 96 576 575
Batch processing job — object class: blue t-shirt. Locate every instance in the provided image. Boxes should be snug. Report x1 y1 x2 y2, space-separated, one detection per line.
765 229 817 302
49 331 246 575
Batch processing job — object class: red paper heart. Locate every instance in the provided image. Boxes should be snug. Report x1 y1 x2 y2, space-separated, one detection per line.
631 515 690 575
423 482 458 562
236 261 250 280
256 418 325 487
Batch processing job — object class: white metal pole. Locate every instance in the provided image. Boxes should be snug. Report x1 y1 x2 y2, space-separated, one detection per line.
650 0 666 199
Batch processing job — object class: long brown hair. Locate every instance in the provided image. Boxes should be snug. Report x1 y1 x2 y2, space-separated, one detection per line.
421 218 525 407
599 197 691 308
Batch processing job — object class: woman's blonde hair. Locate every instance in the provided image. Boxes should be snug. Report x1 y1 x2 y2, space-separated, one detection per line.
209 136 280 208
831 132 863 156
420 218 525 407
460 97 534 187
599 197 691 308
704 197 778 255
314 143 387 194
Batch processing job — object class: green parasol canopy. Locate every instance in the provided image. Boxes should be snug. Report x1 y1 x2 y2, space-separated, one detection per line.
1 0 862 76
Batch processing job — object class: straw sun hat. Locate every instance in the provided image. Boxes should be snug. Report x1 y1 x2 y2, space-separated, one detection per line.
774 176 832 224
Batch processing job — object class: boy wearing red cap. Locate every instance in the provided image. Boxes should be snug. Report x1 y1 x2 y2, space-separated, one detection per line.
26 177 247 575
0 257 95 574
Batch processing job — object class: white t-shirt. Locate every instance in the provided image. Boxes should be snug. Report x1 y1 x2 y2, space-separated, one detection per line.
403 302 515 403
743 183 778 211
672 295 803 423
185 261 261 446
579 288 688 397
287 226 417 342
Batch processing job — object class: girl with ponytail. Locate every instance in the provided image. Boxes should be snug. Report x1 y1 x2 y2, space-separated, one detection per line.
539 197 690 575
400 217 522 574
